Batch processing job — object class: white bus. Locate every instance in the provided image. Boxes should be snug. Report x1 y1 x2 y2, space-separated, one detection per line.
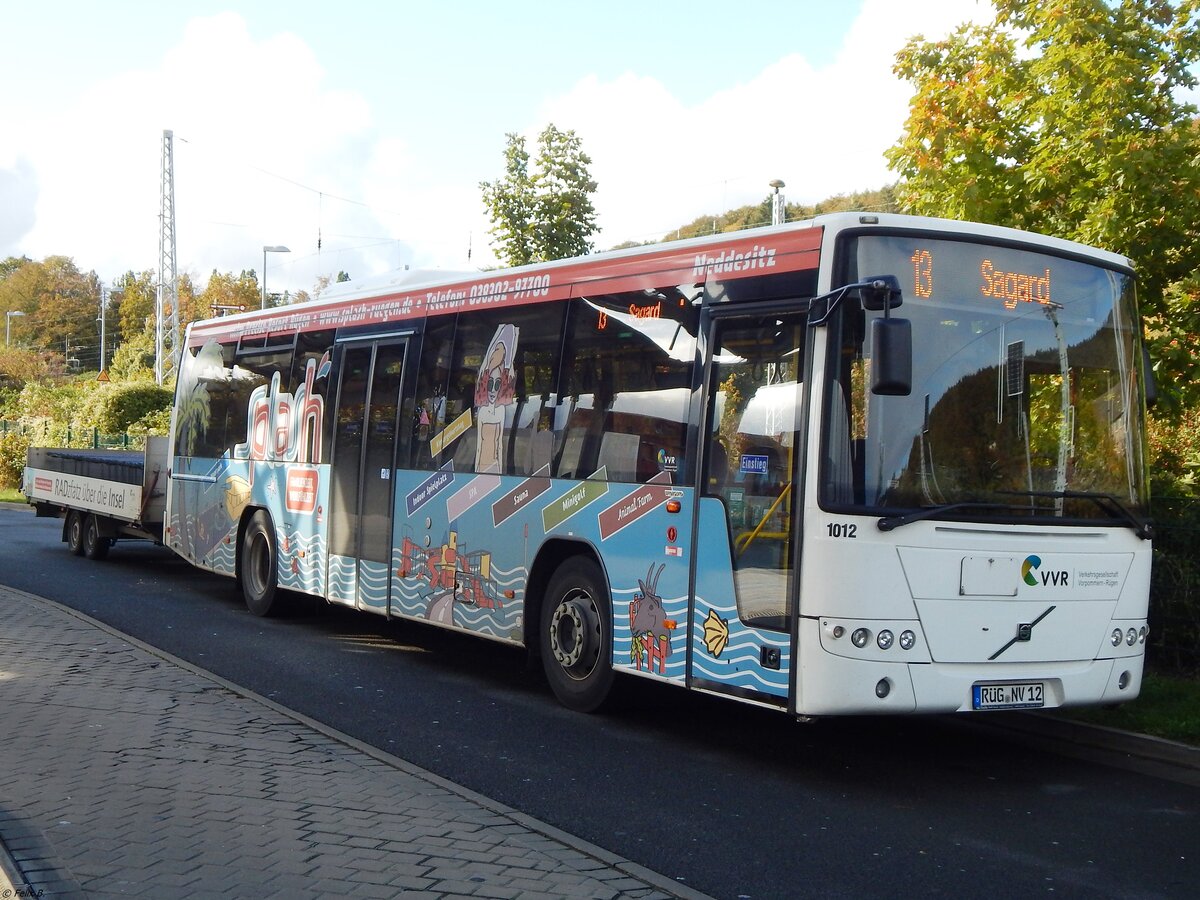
164 212 1152 716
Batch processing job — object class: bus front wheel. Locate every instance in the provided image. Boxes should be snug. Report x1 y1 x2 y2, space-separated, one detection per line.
241 511 280 617
540 557 614 712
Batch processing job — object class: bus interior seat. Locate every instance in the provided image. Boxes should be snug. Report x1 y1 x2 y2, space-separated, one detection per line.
527 429 554 475
598 431 639 483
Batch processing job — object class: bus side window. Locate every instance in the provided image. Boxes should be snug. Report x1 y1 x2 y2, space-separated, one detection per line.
410 316 456 470
557 289 697 484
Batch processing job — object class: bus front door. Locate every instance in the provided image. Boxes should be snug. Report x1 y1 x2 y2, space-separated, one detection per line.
327 338 409 612
690 309 807 708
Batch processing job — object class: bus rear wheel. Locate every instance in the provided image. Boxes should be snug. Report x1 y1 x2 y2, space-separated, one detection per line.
66 511 85 556
241 511 280 617
540 557 614 712
83 514 111 560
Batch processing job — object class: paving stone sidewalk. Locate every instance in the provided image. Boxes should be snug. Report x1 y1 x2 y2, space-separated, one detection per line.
0 585 705 899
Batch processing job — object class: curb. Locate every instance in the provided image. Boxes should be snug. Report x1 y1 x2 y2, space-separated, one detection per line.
0 838 19 895
953 708 1200 788
2 585 713 900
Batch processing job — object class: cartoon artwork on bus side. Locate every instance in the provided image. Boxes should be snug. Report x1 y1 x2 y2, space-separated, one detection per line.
391 530 512 635
628 564 678 673
475 323 519 474
170 343 331 595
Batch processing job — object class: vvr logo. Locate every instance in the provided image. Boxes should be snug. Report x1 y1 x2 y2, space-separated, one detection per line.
1022 555 1069 588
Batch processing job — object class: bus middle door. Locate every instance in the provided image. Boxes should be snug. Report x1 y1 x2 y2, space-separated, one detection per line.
689 308 808 709
327 338 409 612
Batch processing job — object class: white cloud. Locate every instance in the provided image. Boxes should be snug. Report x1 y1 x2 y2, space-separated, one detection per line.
2 2 996 287
536 0 993 248
5 12 390 293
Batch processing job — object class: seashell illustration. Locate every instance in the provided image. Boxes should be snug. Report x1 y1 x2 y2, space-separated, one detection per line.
702 608 730 658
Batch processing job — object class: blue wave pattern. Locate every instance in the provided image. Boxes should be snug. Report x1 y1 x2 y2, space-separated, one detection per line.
208 534 237 575
275 529 326 595
357 559 390 612
689 593 789 697
327 554 357 605
169 507 238 576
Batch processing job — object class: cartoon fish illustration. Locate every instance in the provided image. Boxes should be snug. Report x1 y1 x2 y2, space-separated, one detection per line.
702 608 730 658
224 475 251 521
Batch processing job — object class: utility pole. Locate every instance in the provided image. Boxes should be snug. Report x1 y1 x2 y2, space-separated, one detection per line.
157 129 179 385
98 283 109 373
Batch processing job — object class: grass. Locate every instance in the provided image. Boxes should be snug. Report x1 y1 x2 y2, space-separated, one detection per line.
0 487 25 503
1059 671 1200 746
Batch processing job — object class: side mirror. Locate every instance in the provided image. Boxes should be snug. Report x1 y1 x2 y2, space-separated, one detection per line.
861 275 903 311
1142 345 1158 408
872 317 912 395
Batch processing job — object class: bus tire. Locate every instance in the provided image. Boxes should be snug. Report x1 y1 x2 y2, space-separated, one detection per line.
540 556 614 712
82 514 110 560
66 510 85 556
241 510 280 617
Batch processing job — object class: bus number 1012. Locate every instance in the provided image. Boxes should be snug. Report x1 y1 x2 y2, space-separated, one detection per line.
827 522 858 539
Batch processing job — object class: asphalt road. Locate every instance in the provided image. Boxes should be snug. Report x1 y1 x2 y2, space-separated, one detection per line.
2 506 1197 899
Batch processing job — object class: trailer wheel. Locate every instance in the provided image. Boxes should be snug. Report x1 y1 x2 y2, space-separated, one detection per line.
66 511 85 556
540 556 614 712
83 514 111 560
241 510 280 617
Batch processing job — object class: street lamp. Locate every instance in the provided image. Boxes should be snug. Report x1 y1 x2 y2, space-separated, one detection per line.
262 245 290 309
5 310 26 347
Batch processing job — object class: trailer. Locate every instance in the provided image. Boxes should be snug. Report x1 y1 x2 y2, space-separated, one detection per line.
22 436 168 559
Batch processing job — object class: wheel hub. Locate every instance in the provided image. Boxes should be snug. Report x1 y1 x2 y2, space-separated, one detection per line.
549 592 600 676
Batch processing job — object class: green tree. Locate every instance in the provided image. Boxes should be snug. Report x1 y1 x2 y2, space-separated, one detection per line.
886 0 1200 409
115 270 157 345
481 124 598 266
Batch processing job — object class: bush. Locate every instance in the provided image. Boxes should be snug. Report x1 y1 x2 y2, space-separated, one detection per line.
93 383 173 434
1147 409 1200 673
127 405 173 440
0 430 30 490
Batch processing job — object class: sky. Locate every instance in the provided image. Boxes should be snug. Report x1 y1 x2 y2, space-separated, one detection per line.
0 0 993 299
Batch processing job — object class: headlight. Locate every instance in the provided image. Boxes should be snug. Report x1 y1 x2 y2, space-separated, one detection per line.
851 628 871 649
1139 626 1148 644
877 629 894 650
899 630 916 651
1126 627 1138 647
1111 628 1123 647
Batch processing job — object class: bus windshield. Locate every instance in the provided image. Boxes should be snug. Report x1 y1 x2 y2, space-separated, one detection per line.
822 233 1149 521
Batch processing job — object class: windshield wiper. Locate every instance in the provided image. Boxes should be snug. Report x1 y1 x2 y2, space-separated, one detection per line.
877 501 1026 532
996 490 1153 540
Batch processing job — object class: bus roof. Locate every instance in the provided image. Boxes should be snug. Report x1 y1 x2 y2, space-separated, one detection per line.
188 212 1132 346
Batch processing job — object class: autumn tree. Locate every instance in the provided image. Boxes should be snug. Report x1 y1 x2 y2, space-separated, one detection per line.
0 256 100 362
480 124 599 266
886 0 1200 407
200 269 261 314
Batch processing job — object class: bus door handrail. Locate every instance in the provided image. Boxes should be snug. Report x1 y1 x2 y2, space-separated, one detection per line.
735 481 792 556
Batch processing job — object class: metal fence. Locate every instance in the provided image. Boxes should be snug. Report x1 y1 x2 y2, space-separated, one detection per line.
0 419 144 450
1148 495 1200 674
